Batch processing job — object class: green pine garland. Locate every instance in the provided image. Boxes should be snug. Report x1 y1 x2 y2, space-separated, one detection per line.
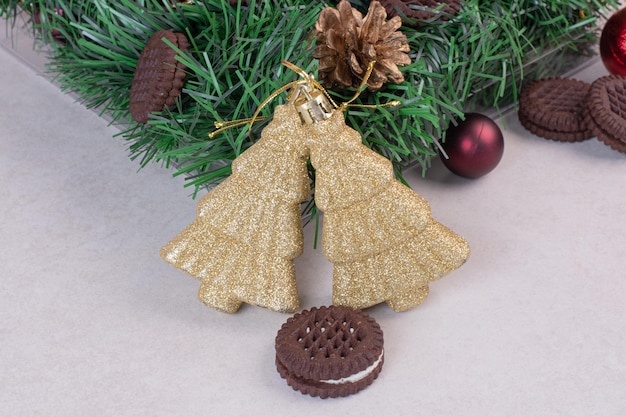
1 0 620 204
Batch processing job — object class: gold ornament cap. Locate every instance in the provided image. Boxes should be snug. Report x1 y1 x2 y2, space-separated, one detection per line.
292 84 333 125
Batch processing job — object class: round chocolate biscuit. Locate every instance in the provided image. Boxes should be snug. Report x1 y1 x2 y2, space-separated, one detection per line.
130 30 189 123
275 305 384 399
519 112 593 143
518 78 593 142
585 75 626 154
380 0 462 24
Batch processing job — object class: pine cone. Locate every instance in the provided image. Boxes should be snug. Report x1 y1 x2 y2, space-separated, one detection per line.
312 0 411 91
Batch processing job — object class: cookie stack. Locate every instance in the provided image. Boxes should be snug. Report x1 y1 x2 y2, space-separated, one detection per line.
518 78 592 142
518 75 626 153
584 76 626 154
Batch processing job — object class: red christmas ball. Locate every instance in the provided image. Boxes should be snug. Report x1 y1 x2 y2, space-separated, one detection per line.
441 113 504 178
32 8 65 45
600 8 626 76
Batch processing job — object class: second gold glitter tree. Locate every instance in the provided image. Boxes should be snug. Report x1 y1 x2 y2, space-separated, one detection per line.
306 109 470 311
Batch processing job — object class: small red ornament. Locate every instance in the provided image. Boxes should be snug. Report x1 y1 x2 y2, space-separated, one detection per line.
32 8 65 45
441 113 504 179
600 8 626 76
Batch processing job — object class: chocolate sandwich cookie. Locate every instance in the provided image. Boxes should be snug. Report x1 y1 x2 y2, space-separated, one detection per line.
584 75 626 154
518 78 593 142
380 0 462 24
130 30 189 123
275 306 384 398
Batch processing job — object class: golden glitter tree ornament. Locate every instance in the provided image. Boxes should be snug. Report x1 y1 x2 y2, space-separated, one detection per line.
312 0 412 91
295 63 470 311
310 112 470 311
160 105 311 313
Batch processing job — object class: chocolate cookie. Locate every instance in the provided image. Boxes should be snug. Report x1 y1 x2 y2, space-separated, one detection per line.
275 306 384 398
130 30 189 123
518 78 593 142
584 75 626 154
379 0 462 25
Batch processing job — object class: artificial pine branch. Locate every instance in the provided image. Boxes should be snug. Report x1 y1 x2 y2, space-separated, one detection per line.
0 0 620 202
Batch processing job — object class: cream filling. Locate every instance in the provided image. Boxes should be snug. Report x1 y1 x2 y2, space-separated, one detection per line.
319 349 383 385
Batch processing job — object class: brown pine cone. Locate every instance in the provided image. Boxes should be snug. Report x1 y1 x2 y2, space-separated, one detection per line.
312 0 411 91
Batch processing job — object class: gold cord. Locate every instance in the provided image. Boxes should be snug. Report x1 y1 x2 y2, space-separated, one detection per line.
208 60 399 140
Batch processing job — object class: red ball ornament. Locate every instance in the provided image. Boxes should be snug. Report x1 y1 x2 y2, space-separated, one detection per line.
441 113 504 179
600 8 626 76
32 8 65 45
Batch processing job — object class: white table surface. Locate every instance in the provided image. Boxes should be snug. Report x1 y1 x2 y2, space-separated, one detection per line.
1 34 625 416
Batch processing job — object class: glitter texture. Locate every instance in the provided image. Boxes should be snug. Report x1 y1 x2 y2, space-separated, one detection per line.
306 110 471 311
160 105 311 313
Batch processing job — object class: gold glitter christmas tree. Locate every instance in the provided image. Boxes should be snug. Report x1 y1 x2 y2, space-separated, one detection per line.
306 109 470 311
274 62 470 312
160 104 311 313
